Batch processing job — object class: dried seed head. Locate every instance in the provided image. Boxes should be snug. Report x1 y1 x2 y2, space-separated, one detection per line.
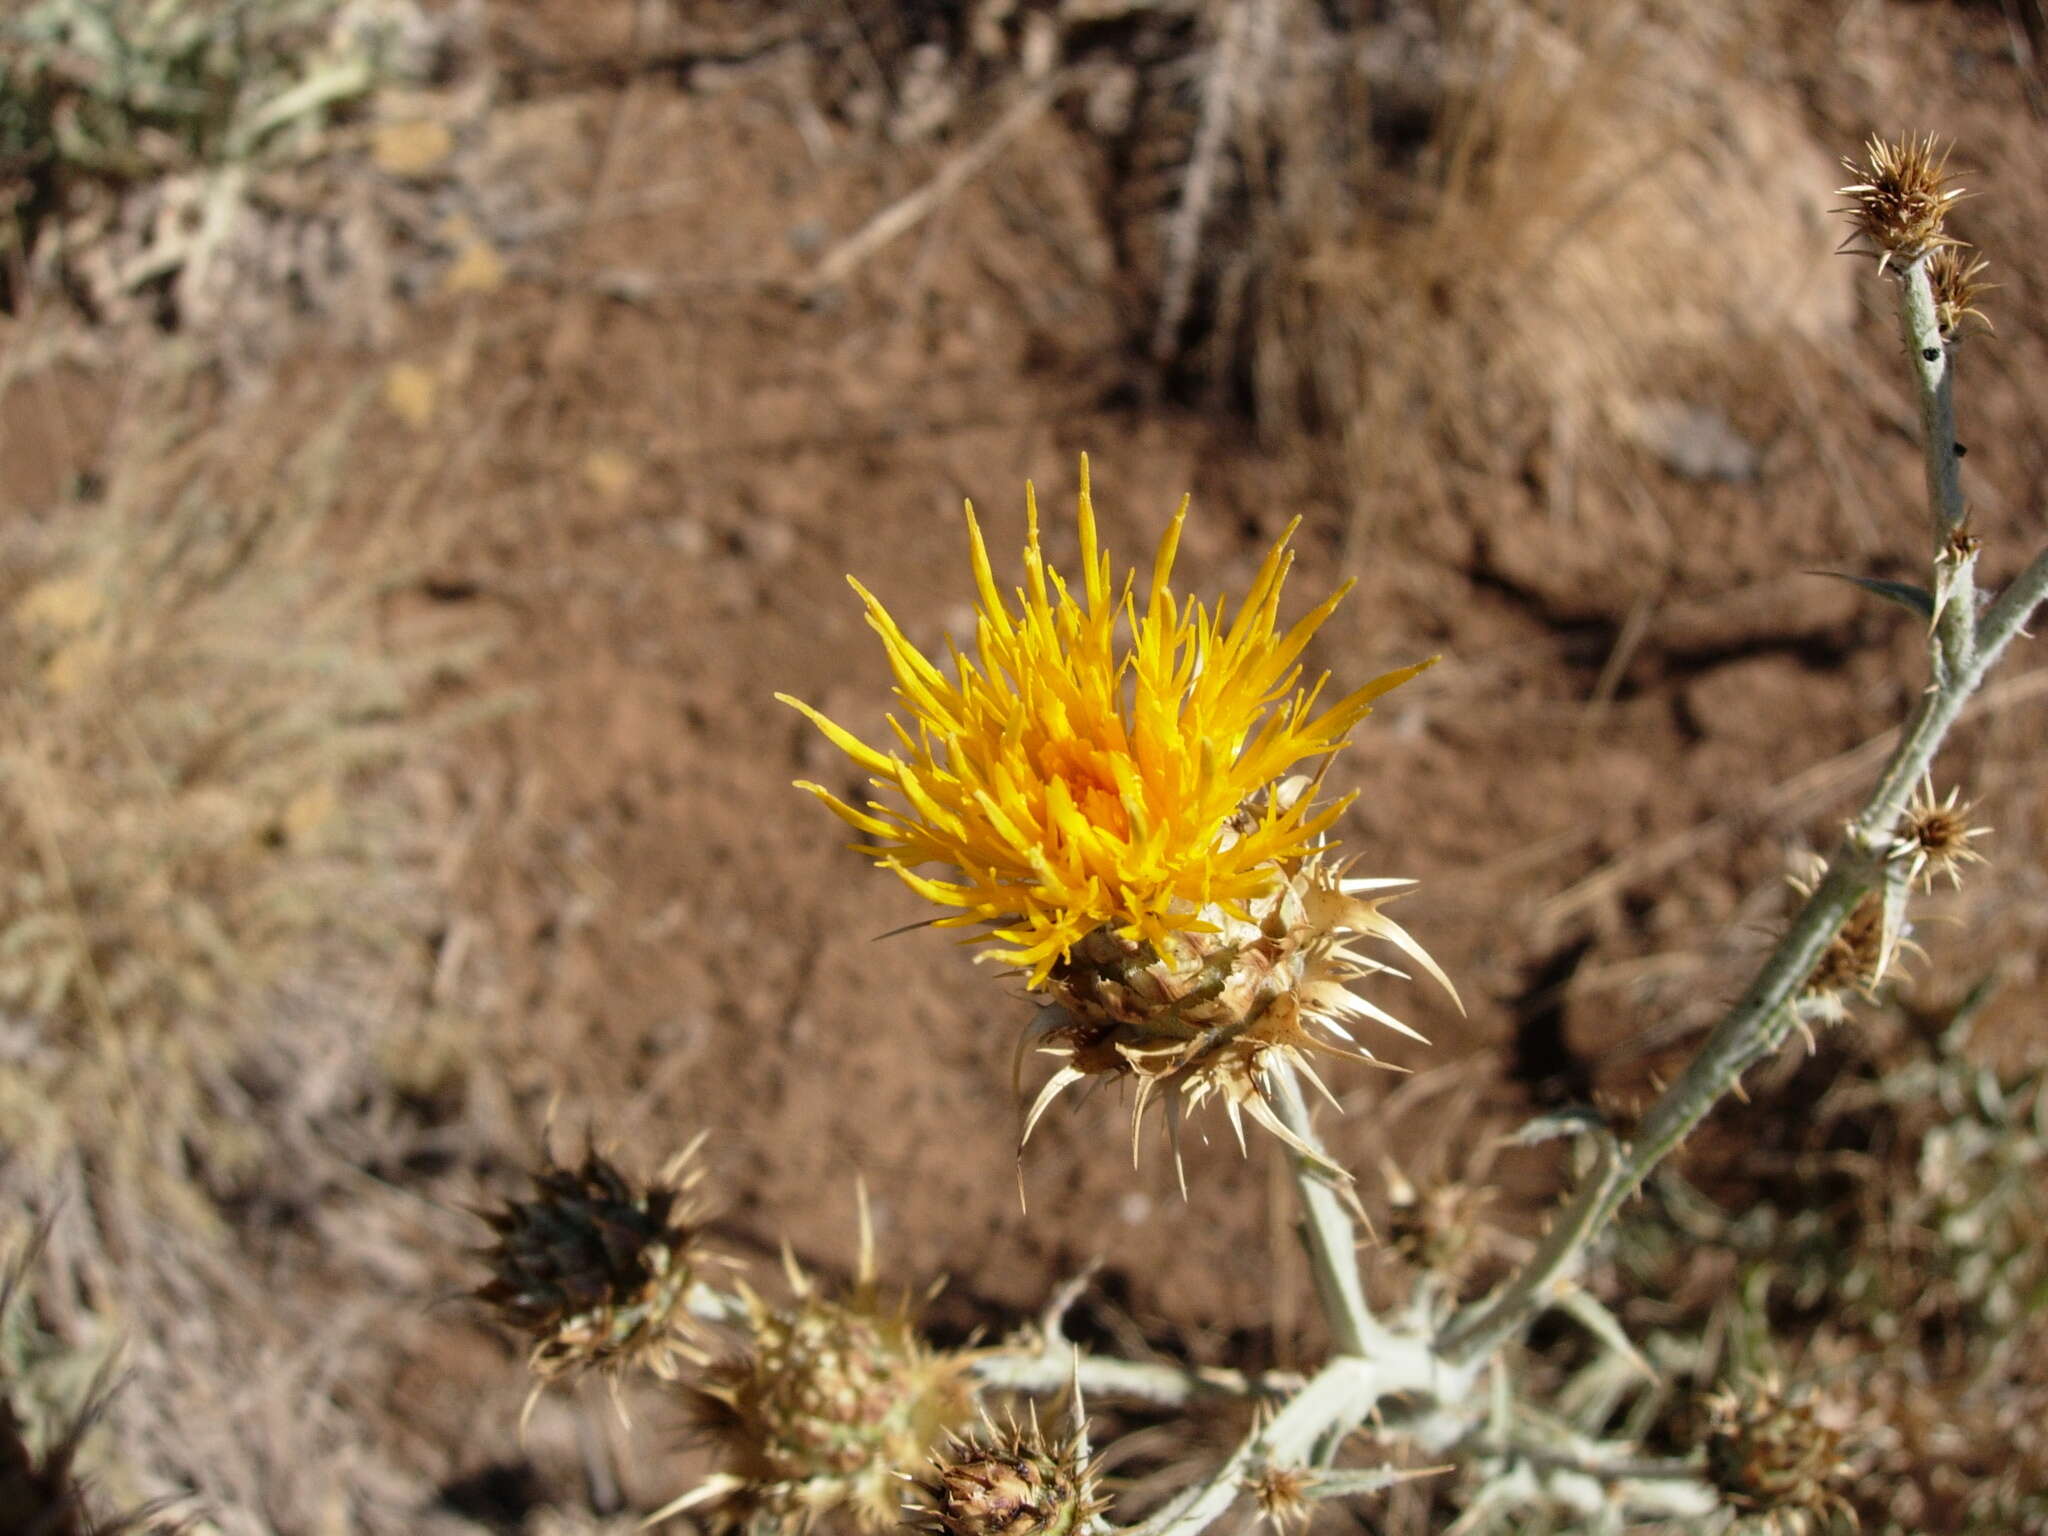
473 1134 726 1386
1928 244 1995 337
1943 514 1984 566
682 1221 977 1534
909 1407 1106 1536
1701 1376 1853 1530
1807 891 1887 1002
1837 135 1965 269
1895 777 1989 891
0 1394 114 1536
1246 1463 1316 1536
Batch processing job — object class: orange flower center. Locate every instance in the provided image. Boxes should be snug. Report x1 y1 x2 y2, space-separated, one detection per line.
1034 736 1131 840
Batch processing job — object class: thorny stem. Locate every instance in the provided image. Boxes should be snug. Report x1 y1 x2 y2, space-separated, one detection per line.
1899 254 1981 678
1900 255 1966 543
1438 254 2048 1370
972 1347 1300 1409
1125 1353 1447 1536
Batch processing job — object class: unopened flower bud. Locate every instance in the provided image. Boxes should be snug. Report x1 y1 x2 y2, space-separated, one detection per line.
910 1410 1105 1536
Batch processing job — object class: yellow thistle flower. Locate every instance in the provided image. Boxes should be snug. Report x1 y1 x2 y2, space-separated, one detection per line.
778 457 1426 983
782 460 1455 1173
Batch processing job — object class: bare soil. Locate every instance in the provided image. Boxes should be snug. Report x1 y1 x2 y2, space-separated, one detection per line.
5 1 2048 1530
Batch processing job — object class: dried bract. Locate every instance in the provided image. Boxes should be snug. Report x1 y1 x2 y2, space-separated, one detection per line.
473 1135 725 1386
1836 134 1965 269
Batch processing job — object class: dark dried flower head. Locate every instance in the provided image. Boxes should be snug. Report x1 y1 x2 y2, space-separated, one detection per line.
1837 135 1965 269
910 1406 1106 1536
0 1392 131 1536
1702 1375 1853 1531
1897 776 1989 891
473 1133 725 1386
1928 245 1995 337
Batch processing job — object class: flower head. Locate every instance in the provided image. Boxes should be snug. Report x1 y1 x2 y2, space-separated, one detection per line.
782 459 1452 1171
1895 774 1990 891
780 458 1427 982
1701 1375 1854 1533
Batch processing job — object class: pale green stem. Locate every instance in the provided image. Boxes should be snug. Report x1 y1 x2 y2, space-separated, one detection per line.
971 1349 1300 1408
1113 1064 1477 1536
1899 254 1966 543
1265 1060 1382 1359
1899 254 1981 677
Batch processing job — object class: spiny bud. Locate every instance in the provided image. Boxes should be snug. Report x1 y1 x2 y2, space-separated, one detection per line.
910 1408 1106 1536
1896 776 1989 891
1928 244 1994 338
473 1133 725 1386
679 1200 977 1533
1701 1375 1853 1529
1837 135 1965 270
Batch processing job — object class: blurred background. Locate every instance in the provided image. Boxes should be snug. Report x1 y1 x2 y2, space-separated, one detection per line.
1 1 2045 1531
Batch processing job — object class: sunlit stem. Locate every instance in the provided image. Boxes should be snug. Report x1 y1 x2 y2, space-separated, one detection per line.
1265 1059 1382 1359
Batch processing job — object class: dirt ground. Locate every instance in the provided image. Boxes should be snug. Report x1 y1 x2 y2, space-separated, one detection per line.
4 0 2047 1531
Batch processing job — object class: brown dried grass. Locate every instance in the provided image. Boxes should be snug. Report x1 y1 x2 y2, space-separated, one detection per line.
1225 0 1850 548
0 368 507 1532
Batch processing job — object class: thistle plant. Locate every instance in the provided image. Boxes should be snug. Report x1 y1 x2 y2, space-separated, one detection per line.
470 138 2048 1533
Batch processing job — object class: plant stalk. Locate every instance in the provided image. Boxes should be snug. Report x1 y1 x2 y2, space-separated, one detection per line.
1265 1060 1382 1358
1437 250 2048 1369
